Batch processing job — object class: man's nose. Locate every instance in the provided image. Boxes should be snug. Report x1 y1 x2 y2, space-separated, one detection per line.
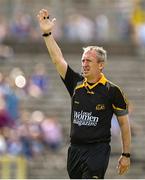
82 60 88 66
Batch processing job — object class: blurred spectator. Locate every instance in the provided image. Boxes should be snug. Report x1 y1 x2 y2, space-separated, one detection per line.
17 110 33 159
0 16 13 60
64 13 94 42
0 92 13 130
0 133 7 154
41 116 63 152
29 110 45 155
95 14 110 42
0 45 14 60
27 63 49 98
7 128 23 156
0 73 20 125
3 76 20 125
10 12 34 42
0 16 7 43
119 17 135 41
130 0 145 56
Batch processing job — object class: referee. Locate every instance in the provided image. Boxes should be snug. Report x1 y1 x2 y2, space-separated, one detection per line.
37 9 131 179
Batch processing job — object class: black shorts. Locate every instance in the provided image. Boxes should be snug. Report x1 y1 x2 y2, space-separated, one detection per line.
67 143 111 179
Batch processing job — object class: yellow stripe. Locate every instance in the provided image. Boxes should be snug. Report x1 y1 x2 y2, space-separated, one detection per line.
75 73 108 90
86 73 108 89
112 104 126 111
75 84 85 90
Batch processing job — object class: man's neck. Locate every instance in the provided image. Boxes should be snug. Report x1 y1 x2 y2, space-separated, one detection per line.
87 74 102 84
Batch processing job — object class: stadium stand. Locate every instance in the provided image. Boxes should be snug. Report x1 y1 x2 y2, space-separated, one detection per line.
0 50 144 178
0 0 145 178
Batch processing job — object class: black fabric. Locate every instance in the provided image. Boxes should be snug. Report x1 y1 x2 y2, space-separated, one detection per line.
60 65 128 179
61 65 83 97
60 66 128 144
67 143 111 179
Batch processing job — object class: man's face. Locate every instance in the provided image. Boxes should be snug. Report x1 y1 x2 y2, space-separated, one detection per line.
81 49 104 80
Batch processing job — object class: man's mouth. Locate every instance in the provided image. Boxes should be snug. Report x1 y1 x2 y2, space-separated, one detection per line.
83 68 90 74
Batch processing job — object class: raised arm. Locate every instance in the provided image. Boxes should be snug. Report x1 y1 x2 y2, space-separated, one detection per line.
37 9 67 79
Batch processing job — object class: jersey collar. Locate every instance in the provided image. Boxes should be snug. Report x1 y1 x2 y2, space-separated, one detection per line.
84 73 108 89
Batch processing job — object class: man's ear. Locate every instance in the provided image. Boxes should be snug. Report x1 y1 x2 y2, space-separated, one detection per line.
99 62 105 70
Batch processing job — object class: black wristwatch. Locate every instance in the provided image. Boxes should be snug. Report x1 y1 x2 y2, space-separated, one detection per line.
42 32 52 37
122 153 131 158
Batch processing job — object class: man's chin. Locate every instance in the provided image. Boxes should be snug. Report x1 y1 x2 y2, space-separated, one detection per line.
82 71 89 75
83 73 89 78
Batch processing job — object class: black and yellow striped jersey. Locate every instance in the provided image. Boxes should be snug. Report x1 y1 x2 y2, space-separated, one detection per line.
61 65 128 144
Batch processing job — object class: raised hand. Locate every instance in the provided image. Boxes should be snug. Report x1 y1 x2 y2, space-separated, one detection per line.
37 9 56 33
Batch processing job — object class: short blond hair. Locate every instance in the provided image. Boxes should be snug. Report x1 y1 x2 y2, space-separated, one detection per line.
83 46 107 63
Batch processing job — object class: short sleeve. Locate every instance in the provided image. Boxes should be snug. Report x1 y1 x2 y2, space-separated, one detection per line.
112 86 128 116
60 65 83 97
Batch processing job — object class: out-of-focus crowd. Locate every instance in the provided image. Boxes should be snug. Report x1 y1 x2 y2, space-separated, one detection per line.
0 0 145 59
0 0 145 44
0 63 64 159
0 0 145 160
0 9 135 43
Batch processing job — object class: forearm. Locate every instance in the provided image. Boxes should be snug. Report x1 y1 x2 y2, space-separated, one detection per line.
43 34 64 65
43 34 67 78
121 120 131 153
121 125 131 153
117 116 131 175
118 115 131 153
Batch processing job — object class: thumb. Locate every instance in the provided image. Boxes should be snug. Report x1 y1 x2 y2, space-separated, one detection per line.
52 18 56 24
